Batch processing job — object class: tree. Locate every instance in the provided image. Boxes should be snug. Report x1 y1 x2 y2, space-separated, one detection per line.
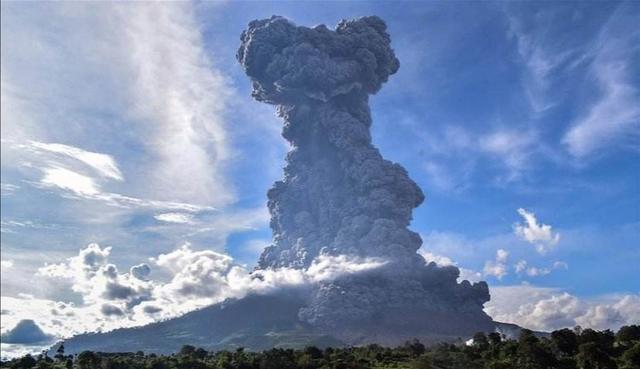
409 354 432 369
552 328 578 356
517 329 557 369
76 351 101 369
620 342 640 369
576 342 616 369
304 346 323 360
580 328 615 356
488 332 502 346
472 332 489 351
259 348 296 369
406 339 426 357
54 343 65 362
179 345 196 357
617 326 640 345
15 354 37 369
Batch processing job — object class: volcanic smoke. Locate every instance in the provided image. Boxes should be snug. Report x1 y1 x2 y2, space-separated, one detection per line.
238 15 495 342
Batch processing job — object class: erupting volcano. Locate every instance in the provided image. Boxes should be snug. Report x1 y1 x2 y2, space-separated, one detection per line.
237 15 494 343
60 15 499 354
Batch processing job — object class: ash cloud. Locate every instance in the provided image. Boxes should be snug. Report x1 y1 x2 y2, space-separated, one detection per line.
238 15 494 340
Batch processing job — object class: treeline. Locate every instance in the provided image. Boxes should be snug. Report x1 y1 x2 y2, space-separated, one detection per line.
2 325 639 369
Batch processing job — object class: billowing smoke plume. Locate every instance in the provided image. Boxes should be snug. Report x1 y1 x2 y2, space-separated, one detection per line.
238 16 493 341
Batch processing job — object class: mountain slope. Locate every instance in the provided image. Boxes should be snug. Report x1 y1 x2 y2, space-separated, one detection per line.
62 293 344 355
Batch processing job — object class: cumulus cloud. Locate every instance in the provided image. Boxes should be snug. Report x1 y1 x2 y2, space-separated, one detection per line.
151 243 387 302
487 285 640 331
100 304 125 317
0 319 54 344
130 264 151 281
514 208 560 254
31 242 387 337
38 244 154 313
483 249 509 280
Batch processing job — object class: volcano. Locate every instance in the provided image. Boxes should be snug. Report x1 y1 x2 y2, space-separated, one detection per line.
61 15 500 354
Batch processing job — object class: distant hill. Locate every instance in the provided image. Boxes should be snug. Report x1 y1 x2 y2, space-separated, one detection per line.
61 293 344 355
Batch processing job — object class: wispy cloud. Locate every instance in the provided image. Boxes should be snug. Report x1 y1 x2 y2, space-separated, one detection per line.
41 167 100 196
563 7 640 158
120 3 234 207
479 129 538 182
1 1 234 213
29 141 123 181
506 12 576 114
154 212 194 224
506 3 639 161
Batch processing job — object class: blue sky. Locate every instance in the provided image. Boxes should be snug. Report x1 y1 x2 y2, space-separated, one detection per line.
1 1 638 353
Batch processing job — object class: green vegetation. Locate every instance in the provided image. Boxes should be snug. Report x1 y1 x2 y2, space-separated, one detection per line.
2 325 639 369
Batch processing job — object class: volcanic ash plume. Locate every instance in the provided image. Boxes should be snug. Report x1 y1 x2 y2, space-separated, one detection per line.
238 16 494 342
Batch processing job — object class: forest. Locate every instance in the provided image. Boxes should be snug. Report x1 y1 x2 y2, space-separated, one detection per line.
2 325 639 369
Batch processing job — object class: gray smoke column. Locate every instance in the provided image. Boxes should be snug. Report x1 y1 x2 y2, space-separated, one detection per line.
238 16 494 341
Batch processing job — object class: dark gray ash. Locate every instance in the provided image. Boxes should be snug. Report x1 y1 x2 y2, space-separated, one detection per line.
238 15 494 342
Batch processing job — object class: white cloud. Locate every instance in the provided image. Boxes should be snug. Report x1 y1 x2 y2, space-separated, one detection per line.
525 266 551 277
514 208 560 254
487 285 640 332
418 248 482 283
563 6 640 158
578 295 640 331
154 212 194 224
484 249 509 280
29 242 387 341
563 60 639 158
1 260 14 269
553 261 569 270
514 260 550 277
483 262 507 280
29 141 123 181
418 250 455 266
0 2 236 278
479 129 537 180
496 248 509 263
0 183 20 196
515 259 568 278
515 260 527 273
40 167 101 196
506 13 573 113
120 2 234 207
